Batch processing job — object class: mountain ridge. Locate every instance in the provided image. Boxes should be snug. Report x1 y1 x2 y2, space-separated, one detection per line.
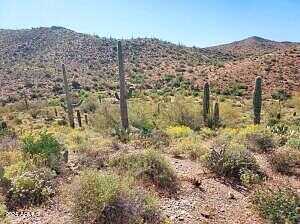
0 26 299 103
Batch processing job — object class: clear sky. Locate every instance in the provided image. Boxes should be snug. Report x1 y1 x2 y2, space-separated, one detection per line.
0 0 299 47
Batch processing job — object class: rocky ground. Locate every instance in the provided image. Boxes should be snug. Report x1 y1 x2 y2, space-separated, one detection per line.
8 149 299 224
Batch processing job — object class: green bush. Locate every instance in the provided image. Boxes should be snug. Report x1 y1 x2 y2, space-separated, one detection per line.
269 123 289 135
69 170 163 224
0 203 10 224
4 160 36 180
7 168 55 208
287 137 300 150
204 144 263 185
22 131 62 157
252 187 299 224
22 131 62 169
110 150 178 193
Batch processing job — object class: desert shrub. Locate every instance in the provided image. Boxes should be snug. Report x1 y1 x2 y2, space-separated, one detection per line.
270 148 300 174
165 125 193 138
239 168 263 187
129 100 156 136
290 92 300 112
246 133 274 152
7 168 55 208
204 144 263 184
161 96 202 130
112 126 130 143
144 129 170 148
171 136 208 160
0 150 22 167
82 95 99 113
252 187 299 224
271 89 290 101
110 150 178 193
21 131 63 169
287 137 300 150
219 101 244 127
64 129 89 152
4 160 37 181
268 123 289 135
22 131 62 157
69 170 163 224
0 201 10 224
93 102 120 133
239 125 274 153
199 127 217 139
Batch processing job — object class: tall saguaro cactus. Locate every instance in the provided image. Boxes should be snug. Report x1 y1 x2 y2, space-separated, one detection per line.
203 82 210 125
117 41 129 130
62 64 75 128
253 76 262 125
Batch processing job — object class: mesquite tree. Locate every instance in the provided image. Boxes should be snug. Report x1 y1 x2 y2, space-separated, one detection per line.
62 64 75 128
253 76 262 125
117 41 129 130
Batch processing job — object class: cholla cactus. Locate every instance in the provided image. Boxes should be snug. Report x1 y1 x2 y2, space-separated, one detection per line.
203 82 210 125
253 76 262 125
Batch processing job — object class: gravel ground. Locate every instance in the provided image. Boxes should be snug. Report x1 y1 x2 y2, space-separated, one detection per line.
7 152 299 224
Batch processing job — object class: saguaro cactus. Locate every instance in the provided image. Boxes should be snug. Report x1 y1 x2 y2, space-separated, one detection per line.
253 76 262 125
203 82 210 125
23 91 29 110
62 64 75 128
76 110 82 128
117 41 129 130
84 114 88 125
213 101 219 127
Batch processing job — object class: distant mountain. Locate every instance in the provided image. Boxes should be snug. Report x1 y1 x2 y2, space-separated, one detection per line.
207 36 299 58
0 27 299 103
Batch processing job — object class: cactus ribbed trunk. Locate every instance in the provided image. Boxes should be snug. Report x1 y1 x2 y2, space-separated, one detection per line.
203 82 210 125
117 41 129 130
253 76 262 125
62 64 75 128
84 114 88 125
23 92 29 110
76 110 82 128
213 102 219 127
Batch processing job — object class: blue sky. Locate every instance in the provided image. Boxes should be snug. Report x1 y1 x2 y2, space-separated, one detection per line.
0 0 299 47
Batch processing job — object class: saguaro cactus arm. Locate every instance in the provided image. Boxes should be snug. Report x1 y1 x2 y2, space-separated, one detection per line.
117 41 129 130
62 64 75 128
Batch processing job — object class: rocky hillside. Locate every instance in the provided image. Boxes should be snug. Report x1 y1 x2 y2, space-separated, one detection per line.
0 26 299 103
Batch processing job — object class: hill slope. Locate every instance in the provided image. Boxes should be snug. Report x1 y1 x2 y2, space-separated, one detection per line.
0 27 299 103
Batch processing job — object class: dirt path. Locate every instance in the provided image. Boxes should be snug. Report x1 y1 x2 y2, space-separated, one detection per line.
8 197 72 224
161 155 264 224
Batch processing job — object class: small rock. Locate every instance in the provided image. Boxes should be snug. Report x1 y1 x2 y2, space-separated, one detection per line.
228 192 235 200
